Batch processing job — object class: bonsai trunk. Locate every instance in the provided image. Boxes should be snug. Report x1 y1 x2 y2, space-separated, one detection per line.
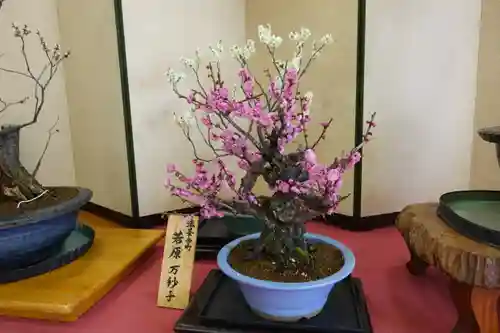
0 125 45 203
254 194 320 267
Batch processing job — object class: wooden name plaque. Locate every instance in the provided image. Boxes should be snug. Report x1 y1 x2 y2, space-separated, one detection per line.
157 214 199 310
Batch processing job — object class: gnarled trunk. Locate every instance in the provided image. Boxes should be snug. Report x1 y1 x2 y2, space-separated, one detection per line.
255 194 322 267
0 125 45 203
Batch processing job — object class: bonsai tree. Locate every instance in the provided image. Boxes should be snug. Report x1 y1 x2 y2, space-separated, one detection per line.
166 25 375 269
0 0 69 207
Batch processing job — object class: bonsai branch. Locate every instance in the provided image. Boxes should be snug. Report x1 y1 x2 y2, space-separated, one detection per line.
0 26 69 130
0 4 69 203
311 118 333 149
0 96 29 114
32 116 59 178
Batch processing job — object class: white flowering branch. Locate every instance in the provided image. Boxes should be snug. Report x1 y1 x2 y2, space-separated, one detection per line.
0 0 70 205
0 23 69 130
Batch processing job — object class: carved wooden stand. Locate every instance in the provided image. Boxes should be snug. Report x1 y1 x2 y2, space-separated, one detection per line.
397 203 500 333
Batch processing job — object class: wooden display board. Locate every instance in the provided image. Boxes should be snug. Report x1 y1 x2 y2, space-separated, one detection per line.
0 225 164 322
157 214 199 310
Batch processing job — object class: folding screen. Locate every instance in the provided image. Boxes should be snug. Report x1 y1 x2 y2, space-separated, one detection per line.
57 0 133 216
55 0 488 230
470 0 500 191
120 0 247 217
361 0 483 217
118 0 363 221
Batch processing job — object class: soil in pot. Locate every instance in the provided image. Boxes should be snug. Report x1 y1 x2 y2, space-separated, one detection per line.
228 239 344 283
0 187 79 218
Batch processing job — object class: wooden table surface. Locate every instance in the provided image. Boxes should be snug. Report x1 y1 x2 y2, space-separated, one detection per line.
397 203 500 289
396 203 500 333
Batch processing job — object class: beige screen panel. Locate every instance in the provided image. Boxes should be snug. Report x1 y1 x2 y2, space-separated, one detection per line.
470 0 500 190
245 0 359 215
361 0 481 216
121 0 246 216
57 0 132 215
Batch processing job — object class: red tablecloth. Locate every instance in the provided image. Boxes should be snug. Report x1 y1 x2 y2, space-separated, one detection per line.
0 223 455 333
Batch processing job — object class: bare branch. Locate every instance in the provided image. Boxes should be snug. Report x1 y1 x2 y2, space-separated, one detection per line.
19 55 67 129
311 118 333 150
0 23 69 128
0 67 32 79
32 116 59 177
0 0 6 11
0 96 29 113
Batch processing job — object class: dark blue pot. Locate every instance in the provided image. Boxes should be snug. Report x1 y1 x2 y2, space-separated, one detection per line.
0 187 92 269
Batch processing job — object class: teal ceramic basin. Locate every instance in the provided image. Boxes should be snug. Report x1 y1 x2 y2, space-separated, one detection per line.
438 191 500 246
449 200 500 231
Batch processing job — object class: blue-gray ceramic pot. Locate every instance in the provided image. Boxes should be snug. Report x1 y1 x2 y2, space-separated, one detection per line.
217 232 355 322
0 187 92 269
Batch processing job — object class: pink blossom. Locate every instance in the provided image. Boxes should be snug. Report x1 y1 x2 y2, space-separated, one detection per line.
304 149 317 165
201 116 213 127
166 44 375 219
187 92 195 104
237 159 250 170
166 164 176 173
242 80 253 97
277 181 290 193
327 168 340 182
348 152 362 168
201 205 224 219
238 68 251 82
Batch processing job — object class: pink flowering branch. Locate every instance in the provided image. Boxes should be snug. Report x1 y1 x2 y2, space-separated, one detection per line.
165 27 376 237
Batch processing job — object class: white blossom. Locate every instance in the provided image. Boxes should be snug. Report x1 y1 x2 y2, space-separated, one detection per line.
229 45 242 59
319 33 334 45
258 24 272 43
231 84 238 99
289 27 311 43
268 35 283 48
209 47 220 59
180 57 196 69
275 59 287 70
216 40 224 53
290 56 302 70
289 31 300 41
246 39 256 53
257 24 282 48
165 68 185 84
274 76 283 90
303 92 313 116
310 34 334 59
310 33 334 60
229 40 256 62
209 40 224 59
304 91 314 102
173 109 195 127
299 27 311 41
